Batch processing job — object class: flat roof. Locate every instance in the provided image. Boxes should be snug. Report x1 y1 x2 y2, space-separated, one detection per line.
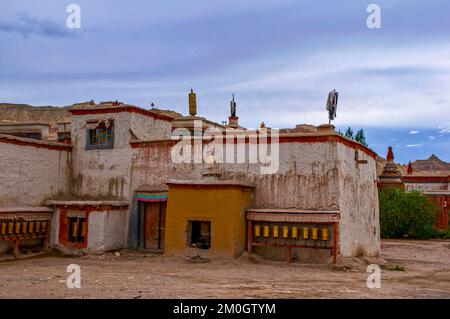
423 190 450 196
0 121 50 126
131 132 378 159
247 209 340 214
69 104 173 122
0 206 53 213
0 133 72 151
46 200 129 207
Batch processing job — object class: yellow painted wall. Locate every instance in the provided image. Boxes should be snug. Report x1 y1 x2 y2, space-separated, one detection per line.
164 185 253 258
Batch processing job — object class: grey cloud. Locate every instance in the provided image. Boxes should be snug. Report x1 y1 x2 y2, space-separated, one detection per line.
0 14 73 38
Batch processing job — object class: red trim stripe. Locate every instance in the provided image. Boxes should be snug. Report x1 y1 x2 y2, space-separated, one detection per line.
69 106 173 122
0 135 72 152
130 135 377 159
402 176 450 183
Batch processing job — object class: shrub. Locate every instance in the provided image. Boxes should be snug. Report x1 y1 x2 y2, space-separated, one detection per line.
379 188 440 239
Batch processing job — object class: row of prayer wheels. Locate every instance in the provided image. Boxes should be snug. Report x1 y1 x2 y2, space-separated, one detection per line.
254 224 329 241
0 220 48 236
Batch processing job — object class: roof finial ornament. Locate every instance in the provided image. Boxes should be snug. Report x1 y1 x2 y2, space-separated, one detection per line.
407 161 413 175
386 146 394 162
189 88 197 116
230 93 237 117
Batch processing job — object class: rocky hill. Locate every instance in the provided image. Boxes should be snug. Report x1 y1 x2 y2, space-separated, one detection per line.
0 102 181 124
377 154 450 176
411 154 450 172
0 103 71 124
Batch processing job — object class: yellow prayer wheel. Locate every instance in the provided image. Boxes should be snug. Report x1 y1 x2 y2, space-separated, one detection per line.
22 222 28 233
263 225 270 238
15 222 21 234
282 226 289 239
81 221 87 237
41 221 47 233
273 225 279 238
254 225 261 237
1 222 7 235
312 228 319 240
8 222 14 234
302 227 309 240
322 228 329 241
35 221 41 233
28 221 34 233
72 220 79 238
291 226 298 239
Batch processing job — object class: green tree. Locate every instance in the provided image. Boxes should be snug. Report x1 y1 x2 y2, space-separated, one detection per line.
344 127 354 139
379 188 440 239
355 129 368 147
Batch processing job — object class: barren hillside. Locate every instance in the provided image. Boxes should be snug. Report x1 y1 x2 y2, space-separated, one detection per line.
0 102 182 124
0 103 71 124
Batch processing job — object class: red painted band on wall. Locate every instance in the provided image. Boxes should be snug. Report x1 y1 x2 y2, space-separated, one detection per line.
0 135 72 152
69 106 173 122
130 134 377 159
402 176 450 183
52 205 129 212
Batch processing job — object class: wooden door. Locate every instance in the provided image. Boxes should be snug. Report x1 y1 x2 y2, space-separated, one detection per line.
159 202 166 250
144 202 166 250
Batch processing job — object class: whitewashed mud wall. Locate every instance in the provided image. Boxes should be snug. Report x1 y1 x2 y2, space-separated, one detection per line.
70 112 172 200
70 112 134 199
0 138 71 207
131 140 340 210
337 144 380 257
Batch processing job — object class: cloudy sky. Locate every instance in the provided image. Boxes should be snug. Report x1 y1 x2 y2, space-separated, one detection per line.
1 0 449 163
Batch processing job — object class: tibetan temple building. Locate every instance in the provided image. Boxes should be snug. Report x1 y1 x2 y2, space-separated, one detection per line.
0 91 381 263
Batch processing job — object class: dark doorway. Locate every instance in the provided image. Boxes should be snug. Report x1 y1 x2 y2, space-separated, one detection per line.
188 221 211 250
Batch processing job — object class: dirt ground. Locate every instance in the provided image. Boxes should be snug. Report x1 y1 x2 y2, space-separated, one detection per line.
0 239 449 299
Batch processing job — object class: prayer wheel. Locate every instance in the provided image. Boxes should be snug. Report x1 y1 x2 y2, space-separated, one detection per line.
302 227 309 240
15 222 21 234
72 220 79 238
312 228 319 240
322 228 329 241
272 225 279 238
1 222 7 235
8 222 14 234
35 221 41 233
22 222 28 233
263 225 270 238
28 221 34 233
41 221 47 233
81 221 87 237
291 226 298 239
282 226 289 239
254 225 261 237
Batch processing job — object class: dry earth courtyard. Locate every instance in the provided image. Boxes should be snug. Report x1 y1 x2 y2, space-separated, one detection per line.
0 239 449 299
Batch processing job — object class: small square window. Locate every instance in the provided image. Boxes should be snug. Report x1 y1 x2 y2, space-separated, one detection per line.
187 221 211 250
68 217 87 243
86 120 114 150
